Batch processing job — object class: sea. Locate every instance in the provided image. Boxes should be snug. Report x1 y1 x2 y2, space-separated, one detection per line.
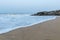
0 14 56 34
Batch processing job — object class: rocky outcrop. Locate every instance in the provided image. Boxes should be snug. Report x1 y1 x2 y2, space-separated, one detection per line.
31 10 60 16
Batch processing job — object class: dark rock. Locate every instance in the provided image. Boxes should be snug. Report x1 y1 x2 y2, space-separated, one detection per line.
31 10 60 16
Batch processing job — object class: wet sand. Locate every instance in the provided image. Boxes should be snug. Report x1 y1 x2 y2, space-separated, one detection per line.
0 17 60 40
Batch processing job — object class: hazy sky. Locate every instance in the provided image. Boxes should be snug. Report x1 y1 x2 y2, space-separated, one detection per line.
0 0 60 13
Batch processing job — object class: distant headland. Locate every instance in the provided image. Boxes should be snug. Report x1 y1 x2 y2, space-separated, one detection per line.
31 10 60 16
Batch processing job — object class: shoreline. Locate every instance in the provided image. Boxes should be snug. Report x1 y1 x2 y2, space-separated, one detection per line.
0 16 60 40
0 16 56 34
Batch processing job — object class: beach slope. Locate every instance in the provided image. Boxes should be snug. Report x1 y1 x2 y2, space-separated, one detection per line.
0 17 60 40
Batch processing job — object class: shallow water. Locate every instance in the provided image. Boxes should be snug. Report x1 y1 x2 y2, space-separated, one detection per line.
0 14 56 34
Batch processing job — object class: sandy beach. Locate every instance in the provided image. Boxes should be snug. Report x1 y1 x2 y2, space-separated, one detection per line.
0 16 60 40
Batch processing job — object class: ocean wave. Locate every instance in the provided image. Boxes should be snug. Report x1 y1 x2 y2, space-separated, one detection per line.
0 16 56 34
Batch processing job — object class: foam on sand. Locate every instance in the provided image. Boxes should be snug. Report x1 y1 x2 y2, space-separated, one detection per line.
0 16 56 34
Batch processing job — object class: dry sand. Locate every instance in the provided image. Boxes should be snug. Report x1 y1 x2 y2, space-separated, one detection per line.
0 17 60 40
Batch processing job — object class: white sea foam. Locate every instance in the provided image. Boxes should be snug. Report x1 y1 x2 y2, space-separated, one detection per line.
0 15 56 34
